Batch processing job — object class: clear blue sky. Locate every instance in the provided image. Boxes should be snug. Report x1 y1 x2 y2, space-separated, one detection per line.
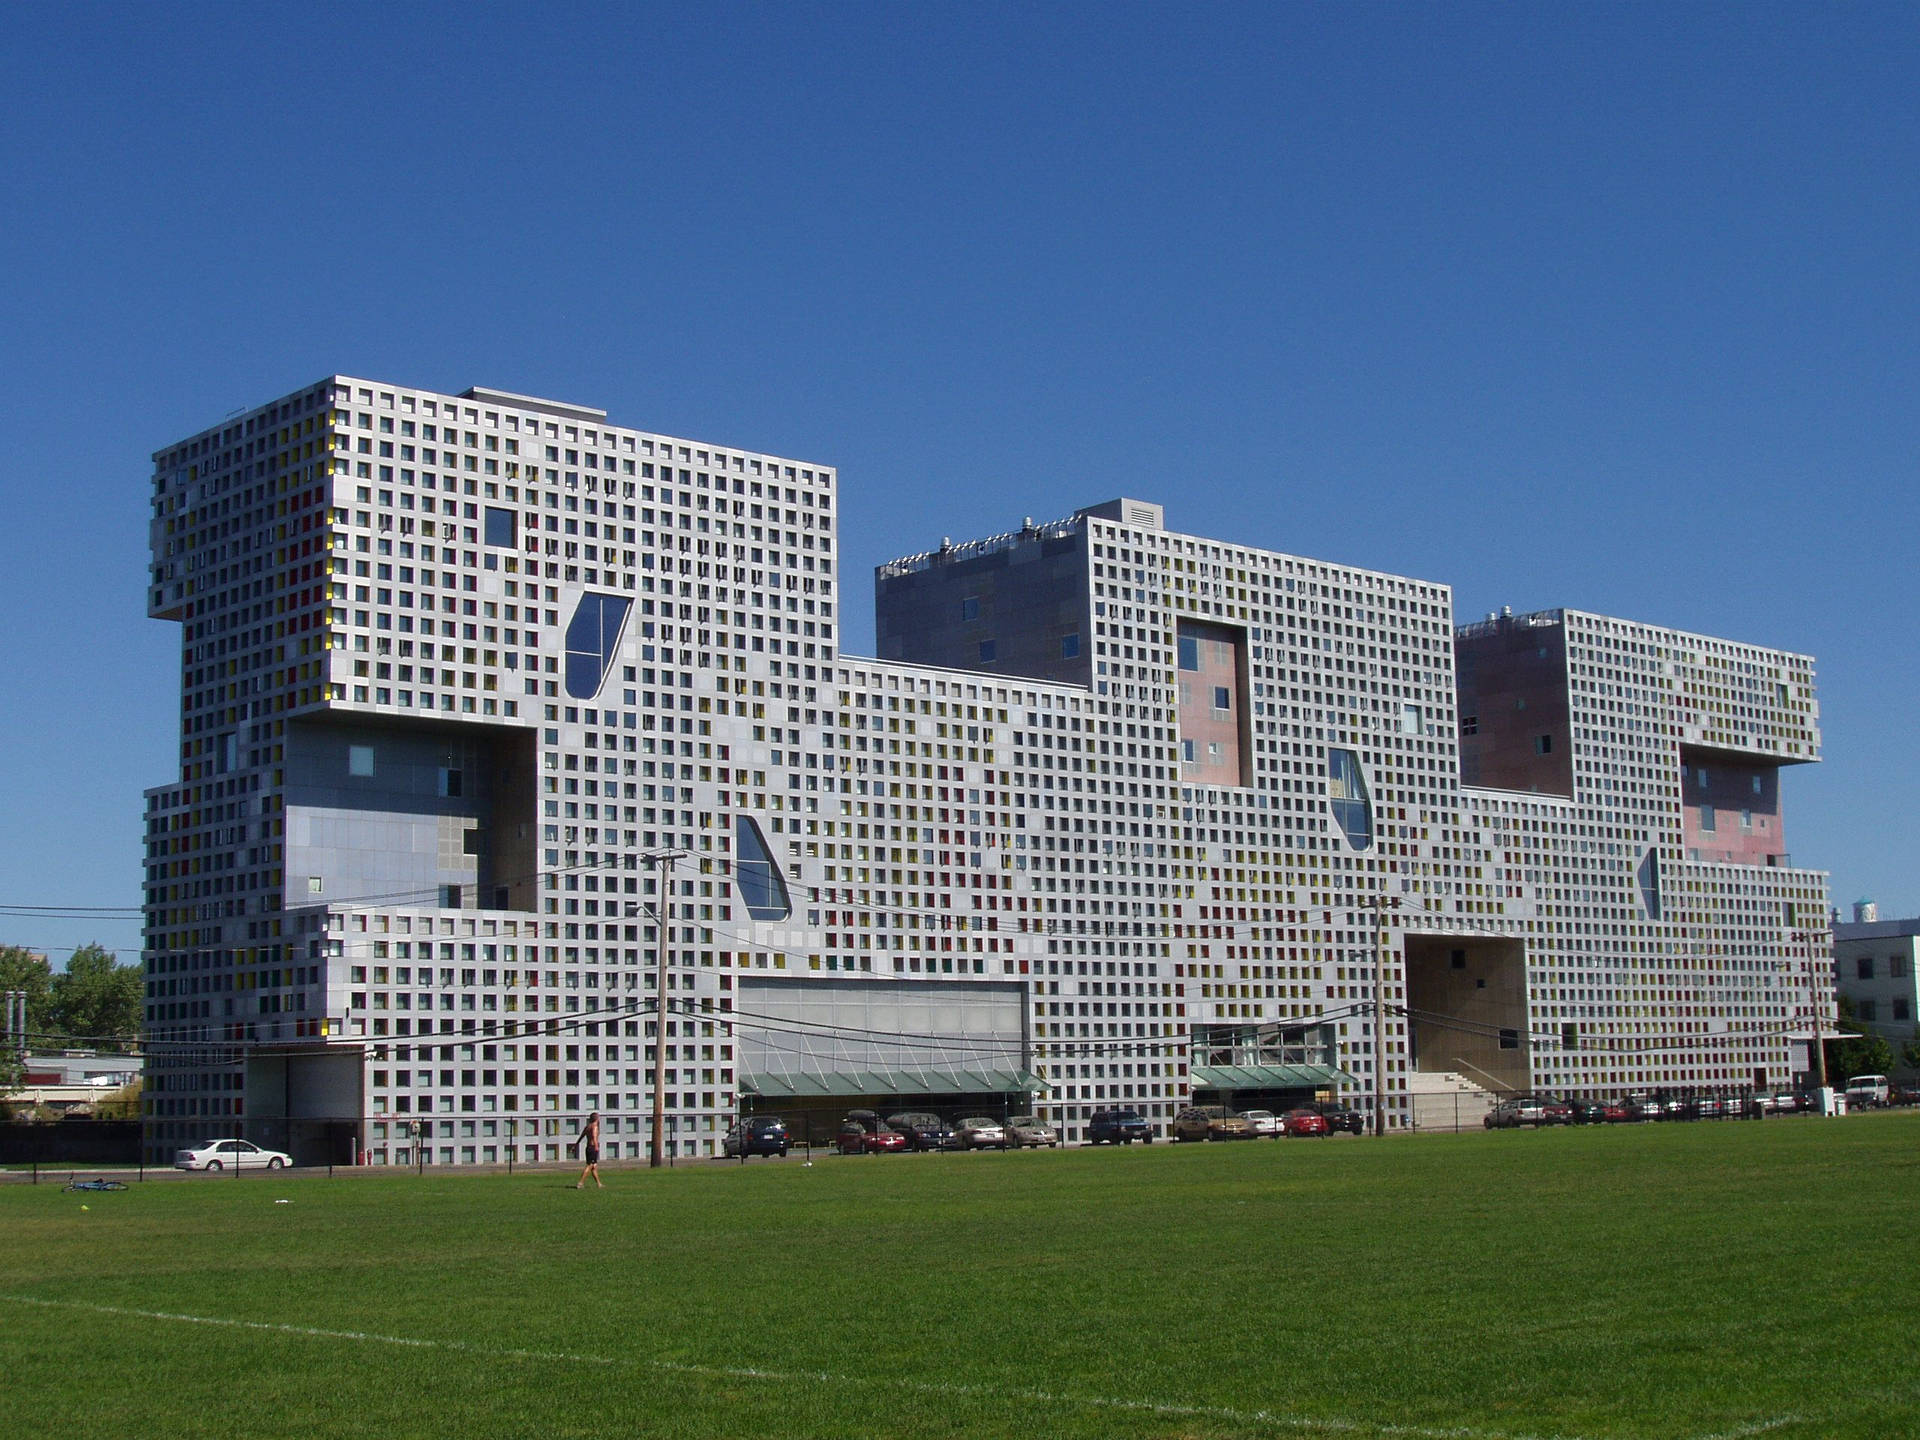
3 4 1916 966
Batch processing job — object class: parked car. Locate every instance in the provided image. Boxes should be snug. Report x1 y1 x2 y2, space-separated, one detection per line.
1567 1099 1611 1125
1846 1074 1891 1109
1281 1108 1330 1137
884 1112 956 1151
1598 1100 1631 1123
1484 1097 1547 1129
835 1120 907 1154
1172 1106 1254 1142
1239 1108 1283 1138
1309 1102 1366 1135
1086 1109 1153 1144
1538 1098 1573 1125
722 1116 790 1158
1004 1115 1059 1148
174 1139 291 1171
955 1117 1009 1150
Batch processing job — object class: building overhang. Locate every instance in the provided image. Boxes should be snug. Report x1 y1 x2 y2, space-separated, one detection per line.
739 1066 1046 1100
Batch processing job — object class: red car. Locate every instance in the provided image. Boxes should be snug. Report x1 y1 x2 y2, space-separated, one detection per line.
1282 1108 1330 1137
835 1121 908 1154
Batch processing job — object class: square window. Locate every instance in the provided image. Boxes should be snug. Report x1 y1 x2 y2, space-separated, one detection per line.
1180 739 1196 763
1857 956 1874 980
1061 633 1080 660
484 507 516 546
1699 805 1715 832
1213 686 1231 711
349 745 375 777
1177 635 1198 671
960 596 979 622
978 639 995 663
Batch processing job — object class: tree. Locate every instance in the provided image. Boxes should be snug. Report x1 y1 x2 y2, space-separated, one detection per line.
1822 994 1896 1086
1903 1030 1920 1074
49 944 142 1050
0 945 59 1048
94 1077 144 1120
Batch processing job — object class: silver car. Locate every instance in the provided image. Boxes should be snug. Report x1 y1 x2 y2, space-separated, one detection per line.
1239 1108 1283 1138
1005 1115 1058 1148
955 1117 1008 1150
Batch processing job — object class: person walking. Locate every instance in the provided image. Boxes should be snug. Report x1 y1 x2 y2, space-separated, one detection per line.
572 1111 604 1189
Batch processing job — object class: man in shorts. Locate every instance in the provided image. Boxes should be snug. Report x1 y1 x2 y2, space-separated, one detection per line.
572 1111 603 1189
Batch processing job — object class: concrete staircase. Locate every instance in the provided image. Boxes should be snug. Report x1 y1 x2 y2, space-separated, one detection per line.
1407 1070 1498 1132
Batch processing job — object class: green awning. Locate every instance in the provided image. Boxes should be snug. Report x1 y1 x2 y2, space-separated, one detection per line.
1189 1063 1353 1091
739 1067 1047 1100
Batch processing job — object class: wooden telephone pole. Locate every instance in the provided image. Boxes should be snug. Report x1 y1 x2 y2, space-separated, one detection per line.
648 849 688 1168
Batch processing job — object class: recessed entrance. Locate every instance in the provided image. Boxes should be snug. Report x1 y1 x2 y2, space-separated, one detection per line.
1403 934 1529 1093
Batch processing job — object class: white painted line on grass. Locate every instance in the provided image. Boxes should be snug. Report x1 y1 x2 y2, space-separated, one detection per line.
0 1293 1802 1440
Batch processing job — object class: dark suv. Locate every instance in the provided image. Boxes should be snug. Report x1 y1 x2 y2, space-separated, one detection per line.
722 1116 790 1158
1310 1102 1366 1135
1086 1109 1153 1145
884 1112 957 1151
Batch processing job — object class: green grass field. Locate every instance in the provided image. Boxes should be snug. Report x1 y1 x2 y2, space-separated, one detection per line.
5 1115 1917 1440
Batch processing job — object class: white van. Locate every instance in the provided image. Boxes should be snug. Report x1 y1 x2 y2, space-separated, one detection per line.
1845 1074 1890 1109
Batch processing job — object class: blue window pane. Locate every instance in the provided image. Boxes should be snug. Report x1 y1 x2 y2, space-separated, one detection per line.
563 592 631 699
735 816 791 921
1177 635 1199 671
1328 748 1372 851
1637 850 1662 919
484 507 516 547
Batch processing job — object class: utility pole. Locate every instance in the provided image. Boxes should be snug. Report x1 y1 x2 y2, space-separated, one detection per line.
1798 928 1831 1093
1373 887 1390 1138
648 849 688 1169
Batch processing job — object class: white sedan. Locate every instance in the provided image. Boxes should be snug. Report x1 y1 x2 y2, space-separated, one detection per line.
174 1139 292 1171
1240 1108 1284 1138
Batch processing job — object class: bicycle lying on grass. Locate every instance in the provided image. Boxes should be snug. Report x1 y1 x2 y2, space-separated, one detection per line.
62 1177 129 1193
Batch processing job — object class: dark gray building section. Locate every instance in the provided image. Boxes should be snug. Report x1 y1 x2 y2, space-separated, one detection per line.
1455 610 1574 797
873 502 1161 688
283 714 538 912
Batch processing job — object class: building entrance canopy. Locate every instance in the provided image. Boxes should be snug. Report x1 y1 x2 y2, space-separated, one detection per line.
1189 1063 1353 1091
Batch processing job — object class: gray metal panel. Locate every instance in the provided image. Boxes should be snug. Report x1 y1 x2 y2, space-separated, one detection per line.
736 976 1028 1086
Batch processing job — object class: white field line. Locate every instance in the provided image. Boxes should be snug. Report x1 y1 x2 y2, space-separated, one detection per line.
1 1293 1802 1440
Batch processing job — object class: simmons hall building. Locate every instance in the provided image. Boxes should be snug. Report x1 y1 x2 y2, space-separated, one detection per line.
138 376 1833 1165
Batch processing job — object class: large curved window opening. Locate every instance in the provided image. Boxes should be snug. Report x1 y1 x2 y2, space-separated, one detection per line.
1328 748 1373 851
1637 849 1663 920
735 816 792 921
564 592 632 699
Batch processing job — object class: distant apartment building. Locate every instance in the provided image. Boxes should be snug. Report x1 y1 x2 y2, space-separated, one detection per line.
140 376 1833 1165
1832 916 1919 1058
